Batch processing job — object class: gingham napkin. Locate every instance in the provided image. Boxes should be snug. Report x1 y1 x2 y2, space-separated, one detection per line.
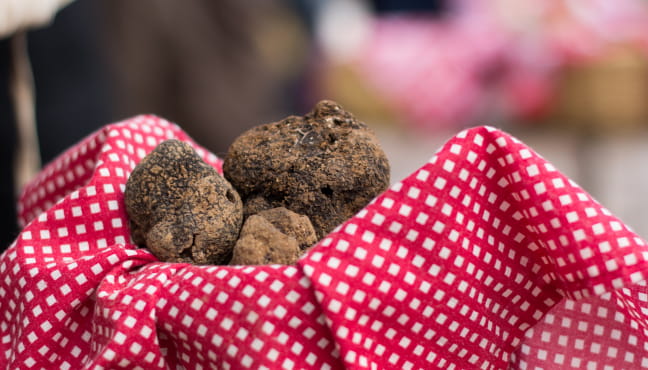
2 115 648 369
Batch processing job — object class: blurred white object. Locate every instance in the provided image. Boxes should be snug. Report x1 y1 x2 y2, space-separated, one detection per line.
10 33 40 193
0 0 73 38
316 0 372 63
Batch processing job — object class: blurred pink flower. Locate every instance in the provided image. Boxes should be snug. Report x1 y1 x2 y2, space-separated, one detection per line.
347 0 648 129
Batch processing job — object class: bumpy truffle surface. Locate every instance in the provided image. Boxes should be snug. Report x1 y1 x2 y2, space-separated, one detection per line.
223 100 390 239
230 207 317 265
255 207 317 250
125 139 243 264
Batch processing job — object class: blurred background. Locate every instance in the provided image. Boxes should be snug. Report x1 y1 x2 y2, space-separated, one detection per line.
2 0 648 247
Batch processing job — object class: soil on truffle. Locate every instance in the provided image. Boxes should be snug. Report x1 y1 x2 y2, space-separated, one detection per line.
223 100 390 239
125 139 243 265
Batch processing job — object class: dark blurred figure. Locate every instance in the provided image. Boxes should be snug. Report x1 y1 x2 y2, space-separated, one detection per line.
0 39 18 250
371 0 446 14
0 1 112 250
29 2 113 163
100 0 307 155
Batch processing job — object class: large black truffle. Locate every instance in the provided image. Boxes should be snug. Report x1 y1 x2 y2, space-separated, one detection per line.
223 100 390 239
125 139 243 264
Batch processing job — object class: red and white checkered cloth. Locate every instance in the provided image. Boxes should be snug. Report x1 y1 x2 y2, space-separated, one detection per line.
3 115 648 369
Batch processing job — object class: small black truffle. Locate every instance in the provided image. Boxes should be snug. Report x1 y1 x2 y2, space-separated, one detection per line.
230 207 318 265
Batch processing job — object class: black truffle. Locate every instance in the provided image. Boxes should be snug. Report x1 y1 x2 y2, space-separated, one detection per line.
230 207 317 265
223 100 390 239
125 139 243 264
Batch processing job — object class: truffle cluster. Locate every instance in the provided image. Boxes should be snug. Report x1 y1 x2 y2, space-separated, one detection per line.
125 100 390 265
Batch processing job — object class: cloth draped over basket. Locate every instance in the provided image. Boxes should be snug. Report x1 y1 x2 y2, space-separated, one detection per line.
1 115 648 369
